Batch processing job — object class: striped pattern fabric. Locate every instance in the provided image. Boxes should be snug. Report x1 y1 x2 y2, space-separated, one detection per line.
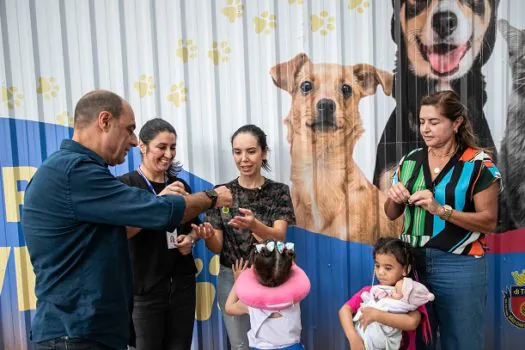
393 147 501 256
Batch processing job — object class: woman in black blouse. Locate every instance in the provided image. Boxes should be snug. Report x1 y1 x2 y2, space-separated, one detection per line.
204 124 296 350
119 118 213 350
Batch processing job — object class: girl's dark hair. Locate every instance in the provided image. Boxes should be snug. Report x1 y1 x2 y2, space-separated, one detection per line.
139 118 182 176
250 240 295 287
420 90 479 150
373 237 414 273
231 124 270 171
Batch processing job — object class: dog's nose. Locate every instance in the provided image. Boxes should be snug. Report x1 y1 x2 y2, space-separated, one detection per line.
432 11 458 38
317 98 335 115
316 99 336 124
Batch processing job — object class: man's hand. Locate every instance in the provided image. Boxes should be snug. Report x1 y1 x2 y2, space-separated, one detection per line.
214 186 233 208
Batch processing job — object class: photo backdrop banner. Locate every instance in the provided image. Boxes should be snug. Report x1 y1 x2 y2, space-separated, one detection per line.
1 1 524 349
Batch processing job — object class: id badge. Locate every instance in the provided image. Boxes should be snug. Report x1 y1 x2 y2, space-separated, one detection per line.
166 229 178 249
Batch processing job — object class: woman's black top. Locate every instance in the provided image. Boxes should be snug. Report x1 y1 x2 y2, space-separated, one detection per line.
119 170 199 295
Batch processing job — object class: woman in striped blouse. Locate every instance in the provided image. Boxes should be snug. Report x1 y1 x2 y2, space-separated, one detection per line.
384 90 500 350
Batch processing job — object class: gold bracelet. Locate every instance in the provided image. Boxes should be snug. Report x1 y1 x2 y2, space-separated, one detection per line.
441 205 453 220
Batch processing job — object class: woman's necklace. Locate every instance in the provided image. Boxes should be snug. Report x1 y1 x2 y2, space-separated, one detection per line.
238 176 265 190
428 144 458 174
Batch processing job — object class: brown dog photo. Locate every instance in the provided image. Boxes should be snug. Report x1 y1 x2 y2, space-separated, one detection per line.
270 53 403 244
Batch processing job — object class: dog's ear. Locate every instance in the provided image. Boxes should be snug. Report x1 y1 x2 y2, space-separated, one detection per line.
270 53 310 93
353 64 393 97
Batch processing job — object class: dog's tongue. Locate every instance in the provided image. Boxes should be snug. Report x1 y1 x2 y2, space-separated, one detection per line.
428 44 467 74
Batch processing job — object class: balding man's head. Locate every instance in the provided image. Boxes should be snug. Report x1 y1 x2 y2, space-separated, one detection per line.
74 90 124 129
72 90 138 165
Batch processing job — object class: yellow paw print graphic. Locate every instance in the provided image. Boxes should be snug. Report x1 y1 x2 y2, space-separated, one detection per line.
194 254 220 321
133 75 156 98
288 0 304 4
349 0 370 13
176 39 198 63
208 41 231 65
1 85 23 109
36 77 60 100
311 11 336 36
222 0 244 23
253 12 276 35
167 82 187 107
56 111 74 127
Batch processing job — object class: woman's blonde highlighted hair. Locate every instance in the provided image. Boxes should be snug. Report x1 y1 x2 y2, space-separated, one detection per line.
420 90 479 150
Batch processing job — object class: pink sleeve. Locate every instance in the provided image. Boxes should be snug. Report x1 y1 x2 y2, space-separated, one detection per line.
401 306 427 350
417 304 432 345
345 286 372 312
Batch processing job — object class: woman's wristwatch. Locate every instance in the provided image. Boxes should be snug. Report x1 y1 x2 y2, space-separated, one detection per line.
440 204 453 220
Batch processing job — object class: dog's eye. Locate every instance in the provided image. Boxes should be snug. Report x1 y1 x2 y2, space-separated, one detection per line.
341 84 353 97
300 81 313 94
464 0 485 14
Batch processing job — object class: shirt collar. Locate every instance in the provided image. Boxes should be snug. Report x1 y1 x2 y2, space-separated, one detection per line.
60 139 108 167
233 177 271 190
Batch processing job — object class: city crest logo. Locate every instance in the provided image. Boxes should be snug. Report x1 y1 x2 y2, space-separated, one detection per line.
503 270 525 329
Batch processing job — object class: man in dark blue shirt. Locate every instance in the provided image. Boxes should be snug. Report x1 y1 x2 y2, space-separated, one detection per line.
23 90 231 350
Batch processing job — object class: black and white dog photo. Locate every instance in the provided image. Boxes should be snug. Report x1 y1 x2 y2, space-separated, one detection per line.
374 0 500 190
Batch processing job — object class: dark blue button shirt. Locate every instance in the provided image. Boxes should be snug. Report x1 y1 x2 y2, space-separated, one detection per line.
22 139 186 349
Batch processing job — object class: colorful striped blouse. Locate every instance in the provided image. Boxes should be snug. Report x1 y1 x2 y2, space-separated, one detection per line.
392 147 501 256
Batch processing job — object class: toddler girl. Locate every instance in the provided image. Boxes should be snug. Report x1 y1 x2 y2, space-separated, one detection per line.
339 237 431 350
225 240 307 350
